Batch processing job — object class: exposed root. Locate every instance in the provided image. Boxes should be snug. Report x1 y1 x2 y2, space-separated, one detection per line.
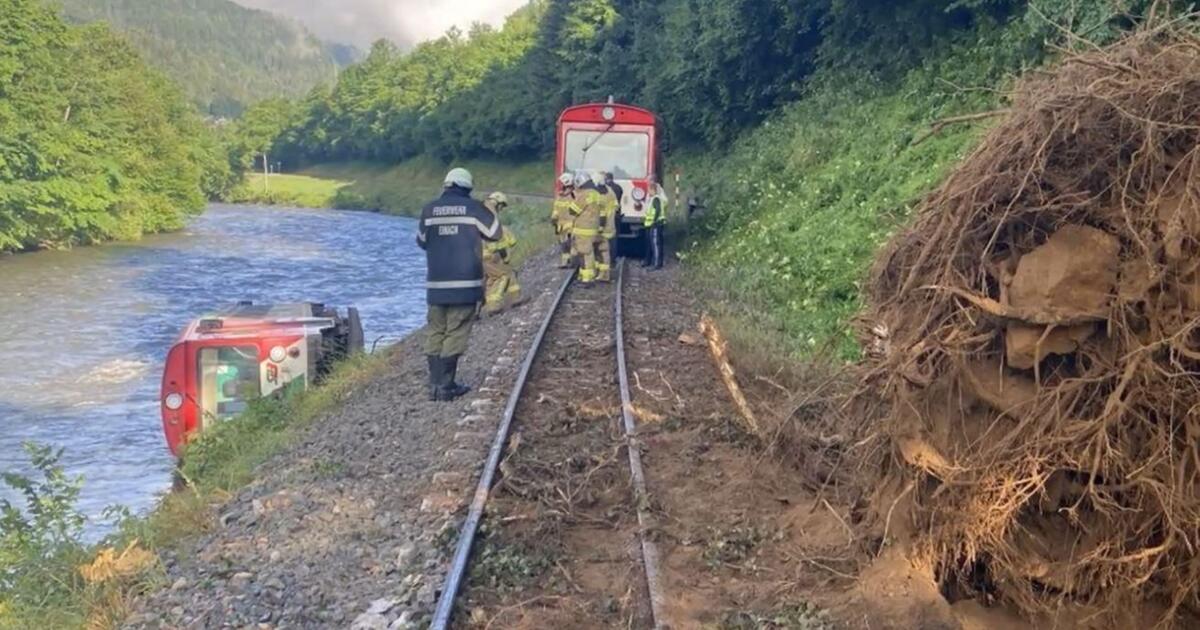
857 21 1200 626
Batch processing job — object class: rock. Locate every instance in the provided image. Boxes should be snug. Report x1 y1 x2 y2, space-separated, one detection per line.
395 544 417 570
1010 224 1119 314
388 611 414 630
366 598 397 615
171 577 189 591
231 571 254 589
252 498 266 516
350 612 390 630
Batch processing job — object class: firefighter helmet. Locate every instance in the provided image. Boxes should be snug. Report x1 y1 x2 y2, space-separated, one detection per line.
443 167 474 190
486 191 509 208
574 172 590 187
559 172 574 187
590 171 606 186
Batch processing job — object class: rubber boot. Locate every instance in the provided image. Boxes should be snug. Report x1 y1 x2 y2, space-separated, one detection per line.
426 355 442 401
438 355 471 401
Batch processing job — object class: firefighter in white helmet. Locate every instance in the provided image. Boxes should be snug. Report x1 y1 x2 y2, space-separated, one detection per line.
591 171 616 282
570 171 605 286
551 173 578 268
482 192 523 315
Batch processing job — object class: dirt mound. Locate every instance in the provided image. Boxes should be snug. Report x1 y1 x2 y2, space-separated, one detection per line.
859 24 1200 626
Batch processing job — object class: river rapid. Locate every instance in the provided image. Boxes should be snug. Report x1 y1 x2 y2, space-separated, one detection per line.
0 204 427 536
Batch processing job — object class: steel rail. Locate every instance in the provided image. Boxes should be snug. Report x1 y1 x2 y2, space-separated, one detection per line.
430 268 575 629
614 258 667 628
431 258 667 629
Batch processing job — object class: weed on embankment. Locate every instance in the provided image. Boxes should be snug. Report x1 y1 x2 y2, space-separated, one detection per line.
0 352 387 630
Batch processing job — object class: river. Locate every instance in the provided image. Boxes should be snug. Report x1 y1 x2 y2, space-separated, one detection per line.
0 204 426 537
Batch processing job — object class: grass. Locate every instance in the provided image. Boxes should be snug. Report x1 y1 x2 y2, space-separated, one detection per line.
225 156 554 216
225 172 351 208
676 23 1043 360
0 350 389 629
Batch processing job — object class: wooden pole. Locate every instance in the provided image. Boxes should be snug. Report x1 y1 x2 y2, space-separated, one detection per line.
699 314 761 437
263 152 270 193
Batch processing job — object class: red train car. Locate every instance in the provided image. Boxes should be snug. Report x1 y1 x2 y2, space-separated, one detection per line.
556 99 665 251
160 302 361 457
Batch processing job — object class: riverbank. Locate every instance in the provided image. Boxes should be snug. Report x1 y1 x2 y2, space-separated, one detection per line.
0 204 558 630
226 158 553 215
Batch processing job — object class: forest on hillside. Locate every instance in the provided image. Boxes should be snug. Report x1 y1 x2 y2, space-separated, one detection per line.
0 0 229 252
259 0 1168 169
53 0 353 117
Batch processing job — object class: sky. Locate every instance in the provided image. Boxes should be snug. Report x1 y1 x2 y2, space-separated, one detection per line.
232 0 530 48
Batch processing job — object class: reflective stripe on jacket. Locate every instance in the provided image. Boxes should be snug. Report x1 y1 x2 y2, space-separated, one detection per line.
571 185 604 235
483 225 517 257
417 186 500 305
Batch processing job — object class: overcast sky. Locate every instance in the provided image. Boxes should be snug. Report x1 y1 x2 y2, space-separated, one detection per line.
231 0 530 48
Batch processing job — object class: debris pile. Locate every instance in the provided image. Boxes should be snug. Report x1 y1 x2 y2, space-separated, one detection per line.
861 25 1200 624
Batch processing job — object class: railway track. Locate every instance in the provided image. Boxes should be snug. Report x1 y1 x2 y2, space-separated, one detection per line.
431 258 666 629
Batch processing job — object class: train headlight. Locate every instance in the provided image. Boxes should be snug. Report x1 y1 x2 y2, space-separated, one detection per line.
602 106 615 121
269 345 287 363
632 187 646 201
164 393 184 410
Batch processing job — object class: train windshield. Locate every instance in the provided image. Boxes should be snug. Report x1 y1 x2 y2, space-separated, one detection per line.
564 130 649 179
197 345 260 423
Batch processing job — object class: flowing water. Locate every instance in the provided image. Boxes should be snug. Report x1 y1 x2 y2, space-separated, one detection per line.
0 204 427 536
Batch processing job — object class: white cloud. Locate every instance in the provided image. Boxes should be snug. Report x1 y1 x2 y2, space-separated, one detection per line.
232 0 531 48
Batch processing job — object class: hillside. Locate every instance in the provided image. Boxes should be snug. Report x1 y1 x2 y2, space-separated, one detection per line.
0 0 225 252
52 0 347 117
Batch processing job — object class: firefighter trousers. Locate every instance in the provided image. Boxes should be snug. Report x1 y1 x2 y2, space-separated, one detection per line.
595 237 613 282
484 255 521 313
572 232 598 283
424 304 477 357
557 227 573 267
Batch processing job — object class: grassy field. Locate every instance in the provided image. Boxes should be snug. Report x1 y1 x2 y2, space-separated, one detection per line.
226 157 554 216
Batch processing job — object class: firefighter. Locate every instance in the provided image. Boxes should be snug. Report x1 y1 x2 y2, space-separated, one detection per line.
594 171 617 282
417 168 501 402
551 173 578 268
482 192 522 315
642 177 666 270
570 171 603 287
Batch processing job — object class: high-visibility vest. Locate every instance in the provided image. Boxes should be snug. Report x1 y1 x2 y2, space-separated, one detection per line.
643 196 665 227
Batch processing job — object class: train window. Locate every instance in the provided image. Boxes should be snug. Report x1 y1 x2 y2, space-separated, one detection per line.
564 130 649 179
197 346 260 425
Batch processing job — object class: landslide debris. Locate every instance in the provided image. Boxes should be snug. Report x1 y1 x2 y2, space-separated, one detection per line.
859 24 1200 626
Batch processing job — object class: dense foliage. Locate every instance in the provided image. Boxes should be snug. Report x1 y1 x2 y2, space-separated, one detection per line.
54 0 352 117
0 0 225 252
257 0 1178 352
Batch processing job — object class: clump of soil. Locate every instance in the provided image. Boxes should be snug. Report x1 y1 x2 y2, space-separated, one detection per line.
859 24 1200 626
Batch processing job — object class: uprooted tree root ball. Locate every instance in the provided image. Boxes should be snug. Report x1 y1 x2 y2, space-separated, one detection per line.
859 24 1200 626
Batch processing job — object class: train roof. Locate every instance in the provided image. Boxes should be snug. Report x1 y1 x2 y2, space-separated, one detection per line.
177 302 335 342
558 102 657 126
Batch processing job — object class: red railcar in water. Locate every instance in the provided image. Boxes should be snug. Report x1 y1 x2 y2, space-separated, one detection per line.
556 100 665 251
159 302 362 457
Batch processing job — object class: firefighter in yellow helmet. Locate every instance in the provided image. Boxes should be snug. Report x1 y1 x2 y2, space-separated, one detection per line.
482 192 523 315
551 172 578 268
594 171 618 282
570 171 603 286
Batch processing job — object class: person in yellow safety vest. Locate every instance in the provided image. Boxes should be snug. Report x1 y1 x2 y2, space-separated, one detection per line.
551 172 578 268
594 171 618 282
482 192 523 314
642 177 666 270
570 171 604 287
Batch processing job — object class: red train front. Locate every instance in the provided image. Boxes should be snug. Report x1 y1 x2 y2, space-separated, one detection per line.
160 302 362 457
